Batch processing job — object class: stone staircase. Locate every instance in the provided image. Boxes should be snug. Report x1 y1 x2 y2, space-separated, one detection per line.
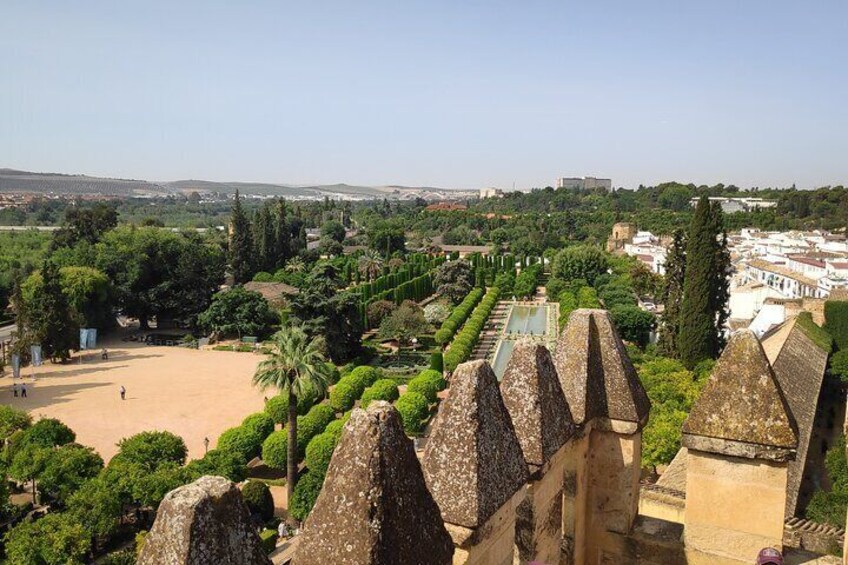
471 302 510 361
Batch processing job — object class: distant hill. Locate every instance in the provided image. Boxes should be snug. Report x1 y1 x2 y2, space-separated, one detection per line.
0 168 468 200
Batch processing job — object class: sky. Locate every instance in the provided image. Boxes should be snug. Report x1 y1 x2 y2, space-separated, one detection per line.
1 1 847 190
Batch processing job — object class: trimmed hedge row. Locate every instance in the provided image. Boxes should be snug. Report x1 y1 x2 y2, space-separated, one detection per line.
434 288 485 345
361 379 400 408
329 366 382 412
261 403 337 470
406 369 447 403
217 409 278 465
443 287 501 372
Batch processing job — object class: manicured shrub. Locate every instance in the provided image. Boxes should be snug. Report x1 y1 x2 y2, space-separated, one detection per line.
258 529 278 555
417 369 447 390
429 351 444 373
305 432 338 475
361 379 400 407
296 405 336 453
263 389 320 423
185 449 247 482
407 376 439 403
261 430 288 470
395 392 430 435
347 366 381 389
329 380 360 412
242 412 275 441
434 328 453 345
324 412 352 441
217 426 263 463
241 480 275 522
289 470 325 521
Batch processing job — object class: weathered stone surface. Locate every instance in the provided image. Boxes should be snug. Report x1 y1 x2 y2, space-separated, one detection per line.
501 340 575 466
292 401 453 565
763 317 829 516
137 475 271 565
682 330 798 454
423 359 529 528
553 309 650 428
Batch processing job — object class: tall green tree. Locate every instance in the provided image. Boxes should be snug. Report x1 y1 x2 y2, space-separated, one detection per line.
677 196 728 368
273 198 291 268
253 204 276 273
657 229 686 357
229 190 254 284
252 326 332 504
17 261 77 361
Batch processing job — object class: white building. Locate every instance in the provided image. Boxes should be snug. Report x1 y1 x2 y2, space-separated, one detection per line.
556 177 612 191
690 197 778 213
479 188 503 199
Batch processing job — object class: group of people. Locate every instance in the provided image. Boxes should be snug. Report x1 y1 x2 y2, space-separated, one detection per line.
11 381 28 398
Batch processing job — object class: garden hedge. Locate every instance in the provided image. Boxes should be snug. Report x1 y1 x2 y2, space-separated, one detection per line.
395 392 430 435
444 287 500 372
241 413 275 441
305 432 338 475
361 379 400 408
296 405 336 453
289 470 325 521
260 430 289 470
217 426 263 464
429 351 444 372
241 480 275 522
435 288 485 345
264 389 319 424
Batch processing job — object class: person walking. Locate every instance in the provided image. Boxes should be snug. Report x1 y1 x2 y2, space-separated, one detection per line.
120 385 126 400
20 383 27 398
12 383 17 398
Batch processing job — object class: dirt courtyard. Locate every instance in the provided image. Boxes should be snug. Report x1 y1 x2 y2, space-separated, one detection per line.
0 339 268 462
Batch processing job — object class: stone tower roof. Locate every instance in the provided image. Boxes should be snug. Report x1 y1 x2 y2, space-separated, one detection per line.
762 316 829 517
422 360 529 528
553 309 650 429
137 475 271 565
500 340 575 467
293 402 454 565
682 330 798 461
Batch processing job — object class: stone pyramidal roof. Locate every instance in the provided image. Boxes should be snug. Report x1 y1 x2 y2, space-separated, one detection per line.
293 402 454 565
422 359 529 528
553 309 650 428
682 329 798 460
500 340 575 467
137 475 271 565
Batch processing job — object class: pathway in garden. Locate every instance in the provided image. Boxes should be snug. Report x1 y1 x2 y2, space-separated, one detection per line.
471 302 509 361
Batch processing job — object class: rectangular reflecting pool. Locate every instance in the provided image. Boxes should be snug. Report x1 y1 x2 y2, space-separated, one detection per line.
491 339 515 380
505 305 548 336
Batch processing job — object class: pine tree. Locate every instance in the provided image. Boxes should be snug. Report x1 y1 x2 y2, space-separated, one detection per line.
229 190 254 284
677 196 728 368
657 229 686 357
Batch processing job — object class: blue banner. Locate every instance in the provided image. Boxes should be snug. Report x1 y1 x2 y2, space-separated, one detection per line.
86 329 97 349
11 354 20 379
30 345 42 367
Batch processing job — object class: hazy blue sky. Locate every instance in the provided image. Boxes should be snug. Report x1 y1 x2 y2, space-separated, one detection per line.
2 1 846 189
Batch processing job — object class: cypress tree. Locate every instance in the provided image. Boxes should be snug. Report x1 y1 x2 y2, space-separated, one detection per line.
252 204 275 273
273 198 291 269
710 205 732 350
229 189 254 284
657 229 686 357
677 196 728 368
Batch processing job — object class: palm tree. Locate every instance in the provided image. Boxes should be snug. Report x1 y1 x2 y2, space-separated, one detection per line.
253 326 332 504
285 256 305 273
358 250 383 282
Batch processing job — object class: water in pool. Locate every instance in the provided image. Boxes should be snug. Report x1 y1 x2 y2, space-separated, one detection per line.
491 340 515 380
505 305 548 336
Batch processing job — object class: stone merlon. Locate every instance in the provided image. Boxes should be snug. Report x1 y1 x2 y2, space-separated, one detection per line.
137 475 271 565
554 309 650 430
423 360 529 529
682 329 798 461
292 402 454 565
500 340 575 468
